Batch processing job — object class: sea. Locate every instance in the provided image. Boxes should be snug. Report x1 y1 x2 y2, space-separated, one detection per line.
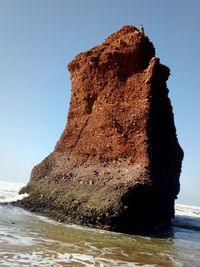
0 181 199 267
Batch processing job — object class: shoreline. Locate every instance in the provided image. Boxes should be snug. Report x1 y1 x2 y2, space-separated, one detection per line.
12 197 173 237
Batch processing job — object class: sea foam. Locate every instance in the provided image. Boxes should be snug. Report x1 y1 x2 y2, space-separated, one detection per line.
173 204 200 231
0 180 28 203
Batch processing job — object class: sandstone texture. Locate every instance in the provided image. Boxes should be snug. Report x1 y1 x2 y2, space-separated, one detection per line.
19 26 184 233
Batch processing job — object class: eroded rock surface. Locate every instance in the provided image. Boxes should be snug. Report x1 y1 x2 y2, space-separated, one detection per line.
19 26 183 232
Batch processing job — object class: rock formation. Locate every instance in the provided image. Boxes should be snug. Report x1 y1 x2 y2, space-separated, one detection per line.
19 25 183 233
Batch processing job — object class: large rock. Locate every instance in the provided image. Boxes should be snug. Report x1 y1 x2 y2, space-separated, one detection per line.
19 26 183 233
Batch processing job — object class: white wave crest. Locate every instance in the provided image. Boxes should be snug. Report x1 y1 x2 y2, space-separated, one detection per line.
0 180 28 203
174 204 200 231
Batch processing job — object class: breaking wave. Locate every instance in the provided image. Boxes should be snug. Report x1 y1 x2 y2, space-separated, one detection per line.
0 180 28 203
173 204 200 231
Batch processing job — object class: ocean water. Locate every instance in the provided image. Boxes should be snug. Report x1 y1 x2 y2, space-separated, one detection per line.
0 181 199 267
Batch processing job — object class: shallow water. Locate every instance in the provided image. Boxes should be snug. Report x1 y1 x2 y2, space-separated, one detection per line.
0 181 200 267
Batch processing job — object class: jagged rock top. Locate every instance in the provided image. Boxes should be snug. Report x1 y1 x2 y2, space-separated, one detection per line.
68 25 155 79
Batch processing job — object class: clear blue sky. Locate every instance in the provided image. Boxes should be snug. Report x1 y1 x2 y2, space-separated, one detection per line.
0 0 199 206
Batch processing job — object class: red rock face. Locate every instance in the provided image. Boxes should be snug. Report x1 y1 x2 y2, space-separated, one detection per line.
56 26 154 163
20 26 183 233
